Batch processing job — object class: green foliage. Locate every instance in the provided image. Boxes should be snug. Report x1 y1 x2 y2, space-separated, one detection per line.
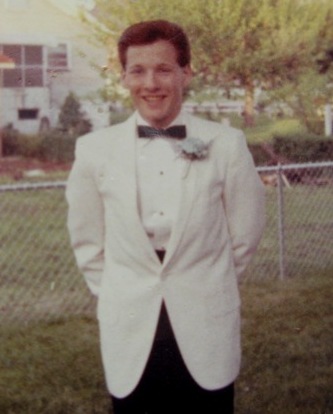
39 93 92 163
248 143 272 165
2 124 20 156
2 94 92 163
243 115 333 164
58 92 92 136
273 135 333 163
15 134 43 159
267 69 333 135
244 117 307 144
1 126 76 163
2 125 43 158
90 0 333 128
39 130 77 163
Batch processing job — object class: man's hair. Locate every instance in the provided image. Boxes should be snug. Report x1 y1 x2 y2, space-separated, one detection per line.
118 20 191 69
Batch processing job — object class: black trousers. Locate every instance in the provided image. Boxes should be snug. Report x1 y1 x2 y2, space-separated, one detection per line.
111 251 234 414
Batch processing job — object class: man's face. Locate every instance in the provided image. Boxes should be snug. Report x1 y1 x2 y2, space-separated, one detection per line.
122 40 192 128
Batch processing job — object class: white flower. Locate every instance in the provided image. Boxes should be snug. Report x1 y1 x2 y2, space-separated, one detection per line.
178 137 209 160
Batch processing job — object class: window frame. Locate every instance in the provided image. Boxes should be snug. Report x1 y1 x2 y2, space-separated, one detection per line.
1 44 44 88
47 42 71 72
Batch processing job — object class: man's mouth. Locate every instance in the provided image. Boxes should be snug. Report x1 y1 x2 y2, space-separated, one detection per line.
142 95 166 104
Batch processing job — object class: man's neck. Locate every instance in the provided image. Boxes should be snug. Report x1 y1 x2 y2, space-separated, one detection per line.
136 111 184 128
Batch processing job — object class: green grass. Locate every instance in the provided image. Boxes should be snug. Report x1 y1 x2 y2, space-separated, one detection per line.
0 318 109 414
242 183 333 281
174 111 307 145
0 272 332 413
238 271 333 414
198 112 307 144
0 170 69 185
0 188 96 325
244 117 307 144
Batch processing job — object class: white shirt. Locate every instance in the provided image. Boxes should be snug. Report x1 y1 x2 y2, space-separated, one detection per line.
136 113 185 251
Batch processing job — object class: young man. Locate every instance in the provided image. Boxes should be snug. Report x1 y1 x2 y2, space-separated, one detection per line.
66 20 265 414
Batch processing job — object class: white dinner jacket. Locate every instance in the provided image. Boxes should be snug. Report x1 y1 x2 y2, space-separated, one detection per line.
66 111 265 397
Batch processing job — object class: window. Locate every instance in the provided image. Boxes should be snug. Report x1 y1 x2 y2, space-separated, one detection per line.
1 44 43 87
47 43 69 71
18 108 39 120
0 42 70 88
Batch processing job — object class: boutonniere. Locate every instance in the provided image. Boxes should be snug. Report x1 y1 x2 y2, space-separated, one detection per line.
177 137 210 178
178 137 210 161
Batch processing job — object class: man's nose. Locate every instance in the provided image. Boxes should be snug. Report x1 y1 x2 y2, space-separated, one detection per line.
143 71 159 89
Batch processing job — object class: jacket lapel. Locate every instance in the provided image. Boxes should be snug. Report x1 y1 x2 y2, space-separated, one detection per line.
112 114 161 265
162 114 216 267
163 161 198 266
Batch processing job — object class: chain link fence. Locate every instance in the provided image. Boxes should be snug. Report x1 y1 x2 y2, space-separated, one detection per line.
1 162 332 325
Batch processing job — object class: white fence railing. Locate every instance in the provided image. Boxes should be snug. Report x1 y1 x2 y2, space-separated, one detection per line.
1 162 332 324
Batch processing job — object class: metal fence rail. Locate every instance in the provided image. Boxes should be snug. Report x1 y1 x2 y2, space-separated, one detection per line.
1 162 332 325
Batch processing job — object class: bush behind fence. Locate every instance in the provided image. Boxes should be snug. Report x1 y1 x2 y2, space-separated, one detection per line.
1 162 332 325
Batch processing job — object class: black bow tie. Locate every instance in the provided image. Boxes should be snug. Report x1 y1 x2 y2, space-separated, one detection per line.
137 125 186 139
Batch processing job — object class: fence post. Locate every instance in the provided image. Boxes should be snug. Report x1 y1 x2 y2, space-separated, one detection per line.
277 163 286 280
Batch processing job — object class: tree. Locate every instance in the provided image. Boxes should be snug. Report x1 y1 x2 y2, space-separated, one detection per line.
188 0 333 126
58 92 92 136
88 0 333 127
266 3 333 134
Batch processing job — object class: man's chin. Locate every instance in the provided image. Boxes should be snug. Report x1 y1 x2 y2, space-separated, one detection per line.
139 112 168 128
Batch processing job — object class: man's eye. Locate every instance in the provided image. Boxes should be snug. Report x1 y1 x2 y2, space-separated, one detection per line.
158 67 172 73
129 68 143 75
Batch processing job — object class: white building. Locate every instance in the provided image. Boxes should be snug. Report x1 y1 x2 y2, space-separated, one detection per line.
0 0 109 134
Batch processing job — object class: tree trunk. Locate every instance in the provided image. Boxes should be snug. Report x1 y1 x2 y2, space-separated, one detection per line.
243 81 255 127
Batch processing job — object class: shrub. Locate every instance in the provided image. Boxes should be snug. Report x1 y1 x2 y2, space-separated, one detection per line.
2 124 19 156
16 134 43 158
38 93 93 163
272 134 333 163
58 92 92 137
40 130 77 163
248 144 272 166
2 125 42 158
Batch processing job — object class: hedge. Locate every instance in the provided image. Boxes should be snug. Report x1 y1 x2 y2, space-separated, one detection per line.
248 134 333 165
272 134 333 163
3 125 333 166
39 131 77 163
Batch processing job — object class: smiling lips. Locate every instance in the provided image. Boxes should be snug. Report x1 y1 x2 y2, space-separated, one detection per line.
142 95 166 104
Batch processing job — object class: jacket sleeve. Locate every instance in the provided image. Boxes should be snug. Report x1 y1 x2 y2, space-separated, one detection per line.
65 139 105 296
221 131 266 279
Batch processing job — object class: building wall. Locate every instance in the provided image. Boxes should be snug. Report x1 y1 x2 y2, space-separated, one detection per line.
0 0 109 133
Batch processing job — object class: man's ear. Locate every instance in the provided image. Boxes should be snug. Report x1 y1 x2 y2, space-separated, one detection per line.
182 65 193 87
121 70 128 89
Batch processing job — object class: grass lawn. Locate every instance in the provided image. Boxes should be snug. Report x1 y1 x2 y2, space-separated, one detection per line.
244 117 307 144
199 112 307 144
1 271 332 414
